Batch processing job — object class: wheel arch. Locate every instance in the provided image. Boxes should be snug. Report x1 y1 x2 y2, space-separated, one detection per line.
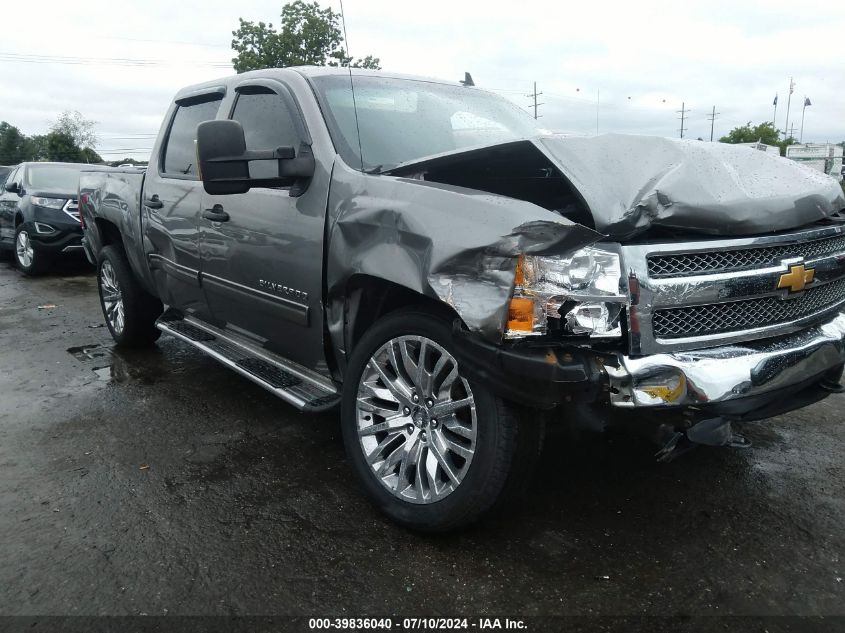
337 274 465 369
93 217 122 251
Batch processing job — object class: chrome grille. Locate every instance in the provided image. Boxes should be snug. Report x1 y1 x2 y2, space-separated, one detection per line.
63 198 80 222
653 277 845 339
648 233 845 278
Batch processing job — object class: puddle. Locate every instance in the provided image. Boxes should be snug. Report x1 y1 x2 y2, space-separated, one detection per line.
67 344 111 362
92 366 113 382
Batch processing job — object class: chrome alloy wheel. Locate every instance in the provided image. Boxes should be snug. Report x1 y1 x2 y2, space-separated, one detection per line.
355 335 477 504
99 260 125 335
15 230 33 268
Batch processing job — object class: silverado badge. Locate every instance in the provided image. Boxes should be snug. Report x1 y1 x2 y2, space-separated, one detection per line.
777 263 815 295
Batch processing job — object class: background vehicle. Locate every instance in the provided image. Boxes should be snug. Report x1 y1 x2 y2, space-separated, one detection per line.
786 143 844 181
80 68 845 531
0 162 105 274
0 166 11 186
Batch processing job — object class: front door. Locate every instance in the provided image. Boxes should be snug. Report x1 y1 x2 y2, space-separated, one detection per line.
199 82 328 372
143 95 223 318
0 166 22 249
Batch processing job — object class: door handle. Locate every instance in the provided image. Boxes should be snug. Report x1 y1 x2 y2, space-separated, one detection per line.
203 205 229 222
144 194 163 209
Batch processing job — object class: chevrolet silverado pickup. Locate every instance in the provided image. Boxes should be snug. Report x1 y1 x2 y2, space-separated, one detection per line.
79 67 845 531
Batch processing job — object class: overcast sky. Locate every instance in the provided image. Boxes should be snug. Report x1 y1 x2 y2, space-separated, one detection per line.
2 0 842 160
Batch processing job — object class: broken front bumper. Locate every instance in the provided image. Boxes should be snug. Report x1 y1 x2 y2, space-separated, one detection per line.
606 310 845 414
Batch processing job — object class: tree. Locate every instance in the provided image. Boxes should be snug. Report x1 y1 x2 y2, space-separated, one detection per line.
0 122 30 164
719 121 796 156
50 111 98 149
0 116 103 164
109 157 146 166
231 1 381 73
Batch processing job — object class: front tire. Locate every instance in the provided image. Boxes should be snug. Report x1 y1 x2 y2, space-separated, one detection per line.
97 245 163 347
14 225 49 275
341 308 528 532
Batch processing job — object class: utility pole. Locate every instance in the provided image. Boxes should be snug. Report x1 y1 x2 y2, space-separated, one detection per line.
677 102 689 138
706 105 720 141
596 89 600 136
787 123 797 139
526 82 543 120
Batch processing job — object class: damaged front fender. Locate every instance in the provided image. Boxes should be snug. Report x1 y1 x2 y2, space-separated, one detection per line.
325 160 601 358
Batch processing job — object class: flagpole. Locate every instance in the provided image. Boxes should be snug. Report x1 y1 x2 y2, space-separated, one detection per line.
785 77 794 140
800 97 810 143
773 94 778 128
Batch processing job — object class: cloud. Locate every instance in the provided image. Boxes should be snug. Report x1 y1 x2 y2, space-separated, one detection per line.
1 0 842 162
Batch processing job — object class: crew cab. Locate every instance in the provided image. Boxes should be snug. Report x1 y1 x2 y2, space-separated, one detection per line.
1 162 101 274
79 67 845 531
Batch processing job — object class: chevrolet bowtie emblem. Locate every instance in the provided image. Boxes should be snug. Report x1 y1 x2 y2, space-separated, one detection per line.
778 263 815 294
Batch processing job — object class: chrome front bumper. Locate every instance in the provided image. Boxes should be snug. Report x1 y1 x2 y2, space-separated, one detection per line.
607 311 845 409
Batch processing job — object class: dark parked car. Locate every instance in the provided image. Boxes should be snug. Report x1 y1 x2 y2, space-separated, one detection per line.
0 162 101 274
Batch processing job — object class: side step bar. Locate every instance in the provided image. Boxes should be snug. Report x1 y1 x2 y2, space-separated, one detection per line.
155 311 340 412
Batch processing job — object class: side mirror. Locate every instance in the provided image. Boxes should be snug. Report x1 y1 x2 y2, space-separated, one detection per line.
4 181 19 194
196 119 315 196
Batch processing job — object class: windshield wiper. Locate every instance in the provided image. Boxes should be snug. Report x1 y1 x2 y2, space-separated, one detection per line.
363 164 396 175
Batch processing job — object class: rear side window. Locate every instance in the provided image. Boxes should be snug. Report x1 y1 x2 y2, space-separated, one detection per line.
231 89 302 180
163 97 222 177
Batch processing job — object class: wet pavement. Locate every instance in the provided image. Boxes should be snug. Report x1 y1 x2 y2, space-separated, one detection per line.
0 259 843 620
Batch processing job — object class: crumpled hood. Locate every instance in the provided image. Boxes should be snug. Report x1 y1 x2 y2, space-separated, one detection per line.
537 133 845 239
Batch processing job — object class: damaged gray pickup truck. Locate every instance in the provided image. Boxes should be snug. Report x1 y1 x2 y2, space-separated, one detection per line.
79 67 845 531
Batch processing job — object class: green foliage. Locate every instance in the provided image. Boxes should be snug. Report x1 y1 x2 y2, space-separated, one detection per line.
0 122 32 164
232 1 381 73
109 157 146 167
50 111 98 149
719 121 797 156
0 113 102 164
45 131 81 162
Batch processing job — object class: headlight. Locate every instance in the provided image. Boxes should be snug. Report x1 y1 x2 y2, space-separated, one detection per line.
506 246 626 339
31 196 66 209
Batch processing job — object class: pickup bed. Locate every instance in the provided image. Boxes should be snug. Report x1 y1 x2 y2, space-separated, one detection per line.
80 67 845 531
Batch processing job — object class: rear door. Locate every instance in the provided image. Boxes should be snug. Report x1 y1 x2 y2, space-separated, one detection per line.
143 93 222 317
198 81 327 371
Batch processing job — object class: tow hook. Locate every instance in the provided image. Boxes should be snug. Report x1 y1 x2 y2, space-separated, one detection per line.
655 417 751 463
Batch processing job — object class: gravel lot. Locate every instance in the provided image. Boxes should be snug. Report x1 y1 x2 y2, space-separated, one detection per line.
0 259 843 627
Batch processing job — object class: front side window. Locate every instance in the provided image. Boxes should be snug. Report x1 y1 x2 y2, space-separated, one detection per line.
163 97 222 177
311 75 541 170
231 89 302 180
3 166 20 190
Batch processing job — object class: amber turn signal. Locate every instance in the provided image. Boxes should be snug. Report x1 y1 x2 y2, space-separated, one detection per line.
507 297 536 332
514 254 525 287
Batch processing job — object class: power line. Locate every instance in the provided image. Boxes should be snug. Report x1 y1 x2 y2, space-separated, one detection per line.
0 52 231 68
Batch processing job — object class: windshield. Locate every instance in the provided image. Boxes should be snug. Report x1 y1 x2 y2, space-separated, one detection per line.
311 75 541 170
26 164 86 192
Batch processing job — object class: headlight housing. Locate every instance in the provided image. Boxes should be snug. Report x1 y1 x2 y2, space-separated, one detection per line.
506 246 627 339
31 196 66 209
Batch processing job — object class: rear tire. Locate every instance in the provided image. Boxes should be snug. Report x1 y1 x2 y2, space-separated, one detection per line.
341 307 533 532
97 244 163 347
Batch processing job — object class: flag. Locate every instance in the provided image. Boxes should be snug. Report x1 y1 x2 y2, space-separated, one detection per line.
804 97 812 107
789 78 795 94
773 94 778 106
